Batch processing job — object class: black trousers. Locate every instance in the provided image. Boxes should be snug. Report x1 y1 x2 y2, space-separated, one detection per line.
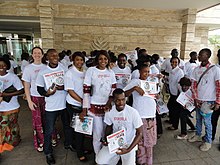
179 106 195 135
65 102 85 158
156 111 163 134
211 108 220 141
167 94 180 129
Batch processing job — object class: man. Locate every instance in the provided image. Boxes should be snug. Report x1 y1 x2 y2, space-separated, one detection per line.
96 88 143 165
188 48 220 152
112 53 131 89
36 49 68 164
184 51 199 79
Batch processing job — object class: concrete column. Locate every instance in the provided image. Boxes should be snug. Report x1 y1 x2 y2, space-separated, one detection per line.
39 0 54 52
180 9 197 60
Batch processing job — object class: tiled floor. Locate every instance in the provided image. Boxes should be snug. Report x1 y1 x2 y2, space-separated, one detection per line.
1 97 220 165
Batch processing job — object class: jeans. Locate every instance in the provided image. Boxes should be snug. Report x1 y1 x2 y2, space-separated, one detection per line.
195 107 213 144
44 110 65 155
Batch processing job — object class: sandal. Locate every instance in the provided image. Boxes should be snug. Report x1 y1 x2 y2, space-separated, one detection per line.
167 126 177 130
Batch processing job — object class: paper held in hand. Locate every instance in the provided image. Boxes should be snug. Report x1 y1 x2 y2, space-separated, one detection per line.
43 70 65 89
115 73 131 87
74 116 93 135
176 89 195 112
156 98 169 114
140 80 158 97
107 129 127 154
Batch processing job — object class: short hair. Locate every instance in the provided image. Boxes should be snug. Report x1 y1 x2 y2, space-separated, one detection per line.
138 64 150 71
118 53 127 60
95 50 111 69
72 51 85 62
46 49 57 56
171 48 178 56
0 57 11 70
199 48 211 58
21 53 29 61
189 51 197 57
32 47 44 55
170 56 180 64
113 88 125 98
179 77 191 87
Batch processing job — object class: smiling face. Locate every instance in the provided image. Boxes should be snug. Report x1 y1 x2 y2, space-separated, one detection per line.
114 93 126 112
98 54 109 70
117 56 127 69
73 56 84 70
0 61 8 75
47 50 59 67
171 58 179 69
32 48 43 63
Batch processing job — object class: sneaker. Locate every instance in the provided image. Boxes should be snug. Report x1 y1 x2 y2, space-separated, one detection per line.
51 140 57 147
37 144 43 152
200 142 211 151
64 145 76 152
188 135 202 143
175 134 188 140
46 154 55 165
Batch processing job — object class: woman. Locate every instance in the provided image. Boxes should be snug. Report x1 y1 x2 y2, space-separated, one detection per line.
0 57 24 153
80 50 116 157
22 47 48 152
64 51 87 161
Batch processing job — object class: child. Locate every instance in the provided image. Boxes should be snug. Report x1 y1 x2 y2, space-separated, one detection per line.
0 57 24 153
175 77 195 140
124 64 157 165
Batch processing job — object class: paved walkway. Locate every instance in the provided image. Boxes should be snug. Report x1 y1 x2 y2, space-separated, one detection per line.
1 97 220 165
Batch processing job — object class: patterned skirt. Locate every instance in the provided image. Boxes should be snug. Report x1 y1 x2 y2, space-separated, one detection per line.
0 109 20 153
137 118 157 165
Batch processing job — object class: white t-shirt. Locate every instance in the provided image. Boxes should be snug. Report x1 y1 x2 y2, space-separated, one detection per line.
64 65 85 106
7 60 18 73
112 66 131 89
21 60 30 73
169 66 184 96
84 67 116 105
184 61 199 79
104 105 143 144
36 64 67 111
161 58 185 73
191 64 220 101
22 63 47 97
0 73 23 112
124 79 157 118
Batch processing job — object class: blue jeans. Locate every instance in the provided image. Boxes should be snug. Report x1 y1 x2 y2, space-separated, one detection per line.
195 107 213 144
44 110 65 155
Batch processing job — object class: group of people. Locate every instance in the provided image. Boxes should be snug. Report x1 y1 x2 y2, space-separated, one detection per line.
0 46 220 165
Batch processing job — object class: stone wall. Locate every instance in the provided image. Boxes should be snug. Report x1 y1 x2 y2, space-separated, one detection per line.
53 4 183 58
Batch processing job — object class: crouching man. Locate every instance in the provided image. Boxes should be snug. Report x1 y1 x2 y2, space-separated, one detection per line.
96 88 143 165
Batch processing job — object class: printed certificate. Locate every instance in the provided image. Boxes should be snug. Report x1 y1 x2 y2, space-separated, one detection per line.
176 90 195 112
140 80 158 97
74 116 93 135
115 73 131 87
156 98 169 114
43 70 64 89
107 129 126 154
